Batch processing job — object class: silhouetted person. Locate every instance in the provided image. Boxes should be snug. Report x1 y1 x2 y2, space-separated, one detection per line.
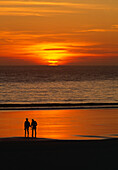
24 118 30 137
31 119 37 138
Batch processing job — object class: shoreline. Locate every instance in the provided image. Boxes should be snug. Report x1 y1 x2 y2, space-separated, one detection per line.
0 136 112 141
0 136 118 144
0 102 118 110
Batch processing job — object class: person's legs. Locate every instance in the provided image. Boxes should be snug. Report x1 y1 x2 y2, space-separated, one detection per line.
32 128 33 137
35 128 36 138
25 129 26 137
27 128 29 137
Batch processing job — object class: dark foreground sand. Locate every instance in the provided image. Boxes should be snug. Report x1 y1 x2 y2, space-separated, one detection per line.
0 137 118 170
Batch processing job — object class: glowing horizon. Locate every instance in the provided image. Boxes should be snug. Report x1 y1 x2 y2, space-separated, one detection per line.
0 0 118 66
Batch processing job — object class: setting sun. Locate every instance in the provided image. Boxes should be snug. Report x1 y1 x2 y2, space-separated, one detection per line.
48 60 59 66
0 0 118 169
26 43 69 65
0 0 118 66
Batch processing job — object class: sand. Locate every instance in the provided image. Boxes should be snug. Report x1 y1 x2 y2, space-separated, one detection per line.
0 137 118 170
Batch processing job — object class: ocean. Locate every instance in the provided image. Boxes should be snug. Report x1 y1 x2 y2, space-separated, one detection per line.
0 65 118 139
0 65 118 105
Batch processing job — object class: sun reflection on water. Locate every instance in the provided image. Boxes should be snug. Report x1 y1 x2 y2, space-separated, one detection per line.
0 109 118 140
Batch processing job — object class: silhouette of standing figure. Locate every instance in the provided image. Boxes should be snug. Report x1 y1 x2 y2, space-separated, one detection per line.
31 119 37 138
24 118 30 137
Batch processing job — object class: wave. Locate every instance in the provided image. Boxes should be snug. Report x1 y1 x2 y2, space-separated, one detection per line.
0 102 118 110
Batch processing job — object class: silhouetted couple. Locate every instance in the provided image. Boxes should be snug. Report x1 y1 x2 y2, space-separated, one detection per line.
24 118 37 138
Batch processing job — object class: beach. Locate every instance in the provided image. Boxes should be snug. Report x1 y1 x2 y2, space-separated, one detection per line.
0 108 118 139
0 137 118 170
0 108 118 169
0 0 118 169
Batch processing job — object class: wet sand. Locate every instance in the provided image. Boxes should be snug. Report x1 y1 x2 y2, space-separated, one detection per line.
0 137 118 170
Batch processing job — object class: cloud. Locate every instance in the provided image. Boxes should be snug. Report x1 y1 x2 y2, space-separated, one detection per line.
44 48 67 51
0 1 107 8
0 30 118 65
67 55 118 65
0 1 110 16
0 56 38 65
112 25 118 29
76 28 118 33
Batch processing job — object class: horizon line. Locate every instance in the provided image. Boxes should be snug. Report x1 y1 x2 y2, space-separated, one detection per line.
0 64 118 67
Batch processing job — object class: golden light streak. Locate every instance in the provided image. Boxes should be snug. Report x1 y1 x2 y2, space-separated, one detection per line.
0 1 108 9
0 1 111 17
26 43 69 65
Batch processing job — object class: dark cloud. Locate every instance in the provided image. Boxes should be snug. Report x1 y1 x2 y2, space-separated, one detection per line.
0 56 36 65
44 48 67 51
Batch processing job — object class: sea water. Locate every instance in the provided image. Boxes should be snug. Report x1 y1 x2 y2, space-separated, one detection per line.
0 66 118 139
0 65 118 104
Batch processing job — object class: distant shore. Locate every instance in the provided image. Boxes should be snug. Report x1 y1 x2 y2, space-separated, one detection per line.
0 102 118 110
1 137 118 169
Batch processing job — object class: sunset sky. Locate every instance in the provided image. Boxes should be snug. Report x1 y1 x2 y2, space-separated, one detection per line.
0 0 118 65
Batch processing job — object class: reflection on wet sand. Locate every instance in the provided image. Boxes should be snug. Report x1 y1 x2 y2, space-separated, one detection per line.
0 109 118 140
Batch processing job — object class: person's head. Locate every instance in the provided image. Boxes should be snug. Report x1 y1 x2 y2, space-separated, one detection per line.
32 119 34 122
26 118 28 121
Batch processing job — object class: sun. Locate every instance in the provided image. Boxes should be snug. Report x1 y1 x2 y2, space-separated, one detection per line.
41 43 67 66
48 60 59 66
27 43 68 65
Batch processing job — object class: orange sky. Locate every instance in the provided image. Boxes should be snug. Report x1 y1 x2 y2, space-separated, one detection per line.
0 0 118 65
